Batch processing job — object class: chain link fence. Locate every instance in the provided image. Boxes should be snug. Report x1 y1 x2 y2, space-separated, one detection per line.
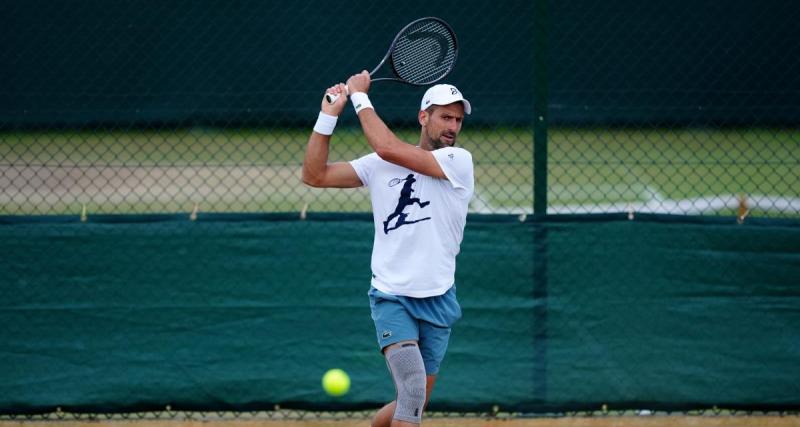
2 0 797 218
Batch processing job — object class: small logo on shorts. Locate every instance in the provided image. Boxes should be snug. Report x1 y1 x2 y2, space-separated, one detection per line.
382 330 392 339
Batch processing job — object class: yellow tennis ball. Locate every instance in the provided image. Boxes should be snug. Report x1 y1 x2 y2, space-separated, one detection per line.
322 369 350 397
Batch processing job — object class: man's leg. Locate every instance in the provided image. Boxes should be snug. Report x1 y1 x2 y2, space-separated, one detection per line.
367 289 456 426
368 290 424 426
375 317 454 425
372 370 436 425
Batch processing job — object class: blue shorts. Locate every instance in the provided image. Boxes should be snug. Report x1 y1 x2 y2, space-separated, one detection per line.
368 286 462 375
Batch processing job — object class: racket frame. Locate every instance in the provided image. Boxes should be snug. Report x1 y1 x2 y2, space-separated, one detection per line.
325 17 457 104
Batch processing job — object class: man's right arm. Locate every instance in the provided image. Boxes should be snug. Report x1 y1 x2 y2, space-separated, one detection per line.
302 83 363 189
302 131 362 188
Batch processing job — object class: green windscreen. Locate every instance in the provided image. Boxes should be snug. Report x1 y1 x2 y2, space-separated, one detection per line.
1 215 797 414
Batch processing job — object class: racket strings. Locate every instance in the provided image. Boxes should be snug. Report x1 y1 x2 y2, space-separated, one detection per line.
392 20 457 85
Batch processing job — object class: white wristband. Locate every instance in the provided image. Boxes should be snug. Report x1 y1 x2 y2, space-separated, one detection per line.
350 92 374 115
313 111 338 136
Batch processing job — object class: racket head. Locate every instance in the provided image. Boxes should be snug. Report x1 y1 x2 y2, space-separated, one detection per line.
376 17 458 86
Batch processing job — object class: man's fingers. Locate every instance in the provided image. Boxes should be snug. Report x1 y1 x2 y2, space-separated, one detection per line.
323 82 350 106
346 71 370 93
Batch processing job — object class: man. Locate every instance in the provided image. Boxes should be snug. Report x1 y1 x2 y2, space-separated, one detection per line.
302 70 474 426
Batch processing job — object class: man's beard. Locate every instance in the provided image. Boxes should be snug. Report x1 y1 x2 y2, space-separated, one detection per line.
431 132 456 149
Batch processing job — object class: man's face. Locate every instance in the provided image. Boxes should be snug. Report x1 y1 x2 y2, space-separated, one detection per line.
421 103 465 150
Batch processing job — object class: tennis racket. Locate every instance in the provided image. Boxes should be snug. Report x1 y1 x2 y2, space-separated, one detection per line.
325 17 458 104
388 177 407 187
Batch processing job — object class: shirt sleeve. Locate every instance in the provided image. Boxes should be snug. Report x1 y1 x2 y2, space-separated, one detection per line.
432 147 474 195
349 152 380 187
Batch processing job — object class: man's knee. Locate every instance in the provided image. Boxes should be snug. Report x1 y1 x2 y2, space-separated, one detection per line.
386 342 426 424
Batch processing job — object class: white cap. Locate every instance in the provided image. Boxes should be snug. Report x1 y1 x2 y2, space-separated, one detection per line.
420 84 472 115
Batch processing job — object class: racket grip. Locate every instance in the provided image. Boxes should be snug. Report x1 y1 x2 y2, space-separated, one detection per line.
325 85 349 104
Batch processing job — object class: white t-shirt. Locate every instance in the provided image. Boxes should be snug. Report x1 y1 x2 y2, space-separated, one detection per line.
350 146 474 298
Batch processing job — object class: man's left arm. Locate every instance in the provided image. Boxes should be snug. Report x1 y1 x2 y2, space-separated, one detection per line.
347 71 446 179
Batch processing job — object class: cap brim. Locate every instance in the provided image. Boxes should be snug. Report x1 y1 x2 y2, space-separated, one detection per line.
461 99 472 115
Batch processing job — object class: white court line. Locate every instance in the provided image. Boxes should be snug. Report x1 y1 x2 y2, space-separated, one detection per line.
470 188 800 215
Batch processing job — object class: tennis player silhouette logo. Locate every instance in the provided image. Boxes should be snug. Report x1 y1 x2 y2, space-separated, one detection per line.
383 174 431 234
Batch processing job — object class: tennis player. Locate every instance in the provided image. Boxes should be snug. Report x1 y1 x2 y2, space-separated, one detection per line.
302 70 474 427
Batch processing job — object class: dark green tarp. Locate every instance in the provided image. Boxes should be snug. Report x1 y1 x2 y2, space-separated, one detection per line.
1 214 798 414
3 0 798 127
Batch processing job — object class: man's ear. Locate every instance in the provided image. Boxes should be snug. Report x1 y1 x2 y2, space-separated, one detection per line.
418 110 428 127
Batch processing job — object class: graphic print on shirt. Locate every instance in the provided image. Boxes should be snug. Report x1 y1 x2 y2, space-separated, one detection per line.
383 174 431 234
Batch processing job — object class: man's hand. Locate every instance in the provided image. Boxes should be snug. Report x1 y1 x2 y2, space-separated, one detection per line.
321 83 348 116
346 70 371 94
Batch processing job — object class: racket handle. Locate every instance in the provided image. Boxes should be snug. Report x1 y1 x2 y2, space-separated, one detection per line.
325 85 350 104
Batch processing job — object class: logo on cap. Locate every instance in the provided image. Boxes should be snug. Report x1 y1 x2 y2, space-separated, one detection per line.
450 87 458 95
